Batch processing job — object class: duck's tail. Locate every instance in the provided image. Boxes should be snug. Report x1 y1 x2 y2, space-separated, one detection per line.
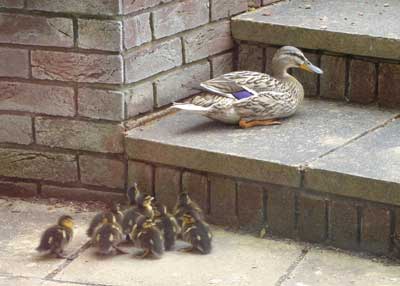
170 103 211 114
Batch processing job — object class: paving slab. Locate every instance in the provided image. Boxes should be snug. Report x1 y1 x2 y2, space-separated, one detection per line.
282 248 400 286
54 228 303 286
305 119 400 206
126 99 397 187
232 0 400 60
0 198 94 278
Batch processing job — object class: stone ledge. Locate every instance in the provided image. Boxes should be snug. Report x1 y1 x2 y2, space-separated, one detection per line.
232 0 400 60
126 99 397 193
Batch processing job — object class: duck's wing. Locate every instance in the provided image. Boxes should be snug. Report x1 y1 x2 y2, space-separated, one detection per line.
201 71 282 97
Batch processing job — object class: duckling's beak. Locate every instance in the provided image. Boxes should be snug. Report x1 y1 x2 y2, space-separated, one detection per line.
300 62 323 74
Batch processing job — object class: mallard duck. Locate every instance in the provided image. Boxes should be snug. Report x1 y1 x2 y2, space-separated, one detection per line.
172 46 323 128
92 212 125 255
180 211 212 254
36 215 74 258
131 216 164 259
154 203 181 251
86 202 123 237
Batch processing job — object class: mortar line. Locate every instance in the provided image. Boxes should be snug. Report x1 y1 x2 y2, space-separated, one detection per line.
0 273 113 286
304 115 399 167
274 247 310 286
45 240 92 280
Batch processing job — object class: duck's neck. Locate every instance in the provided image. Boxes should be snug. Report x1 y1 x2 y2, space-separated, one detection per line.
272 64 304 102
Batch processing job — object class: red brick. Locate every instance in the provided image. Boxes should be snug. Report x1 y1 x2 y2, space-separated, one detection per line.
127 161 154 196
123 13 152 49
209 175 238 226
78 19 123 52
237 181 264 230
266 185 296 238
31 50 123 84
330 201 358 250
292 52 319 97
182 172 208 213
0 115 33 145
41 185 124 203
79 155 125 189
239 44 264 72
0 81 75 117
154 166 180 212
154 61 210 107
211 0 248 21
349 59 376 104
0 0 24 8
0 181 37 197
78 88 125 121
378 63 400 108
0 13 73 47
248 0 261 7
123 0 174 14
361 206 391 255
0 148 77 183
124 38 182 83
265 46 278 74
35 117 124 153
298 194 327 243
183 21 233 63
27 0 121 15
320 55 346 99
394 209 400 257
0 48 29 78
211 52 234 77
125 82 154 118
153 0 209 39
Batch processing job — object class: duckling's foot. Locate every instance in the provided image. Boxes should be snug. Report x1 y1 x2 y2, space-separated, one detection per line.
239 119 281 128
179 246 194 253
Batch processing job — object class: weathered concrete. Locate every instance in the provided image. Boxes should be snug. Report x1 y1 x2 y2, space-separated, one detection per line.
232 0 400 60
126 99 396 187
305 119 400 206
281 248 400 286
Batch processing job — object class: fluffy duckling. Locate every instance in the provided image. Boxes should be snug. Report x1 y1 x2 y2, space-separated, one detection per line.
181 211 212 254
87 202 123 237
154 203 181 251
36 215 74 258
174 192 204 226
92 212 124 255
126 182 143 206
122 195 154 238
131 216 164 259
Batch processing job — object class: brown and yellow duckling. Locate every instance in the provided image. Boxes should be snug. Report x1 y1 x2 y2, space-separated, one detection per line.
126 182 143 207
131 216 164 259
154 203 181 251
174 192 204 227
36 215 74 259
87 202 123 238
181 211 212 255
122 195 154 239
92 212 125 255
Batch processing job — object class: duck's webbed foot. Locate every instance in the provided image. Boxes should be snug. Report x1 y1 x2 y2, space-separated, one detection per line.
239 119 281 128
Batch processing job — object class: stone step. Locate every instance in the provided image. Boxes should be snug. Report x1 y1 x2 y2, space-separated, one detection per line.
231 0 400 107
125 99 400 257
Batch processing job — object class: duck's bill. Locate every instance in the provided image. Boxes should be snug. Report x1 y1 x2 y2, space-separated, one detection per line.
300 63 323 74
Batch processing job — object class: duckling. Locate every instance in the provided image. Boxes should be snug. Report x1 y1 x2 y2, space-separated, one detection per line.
87 202 123 238
181 211 212 254
131 216 164 259
154 203 181 251
122 195 154 238
92 212 125 255
174 192 204 226
126 182 143 206
36 215 74 258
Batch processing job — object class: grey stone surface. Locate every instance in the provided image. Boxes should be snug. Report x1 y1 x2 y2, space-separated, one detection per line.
54 228 303 286
0 198 93 278
305 119 400 206
281 248 400 286
126 99 396 187
232 0 400 60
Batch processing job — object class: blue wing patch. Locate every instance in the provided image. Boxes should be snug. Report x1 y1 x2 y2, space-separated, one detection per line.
232 90 254 100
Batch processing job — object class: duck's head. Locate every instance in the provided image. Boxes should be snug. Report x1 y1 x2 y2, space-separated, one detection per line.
272 46 323 77
58 215 74 229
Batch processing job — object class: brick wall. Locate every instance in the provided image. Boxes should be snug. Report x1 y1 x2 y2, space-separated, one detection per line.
0 0 253 200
